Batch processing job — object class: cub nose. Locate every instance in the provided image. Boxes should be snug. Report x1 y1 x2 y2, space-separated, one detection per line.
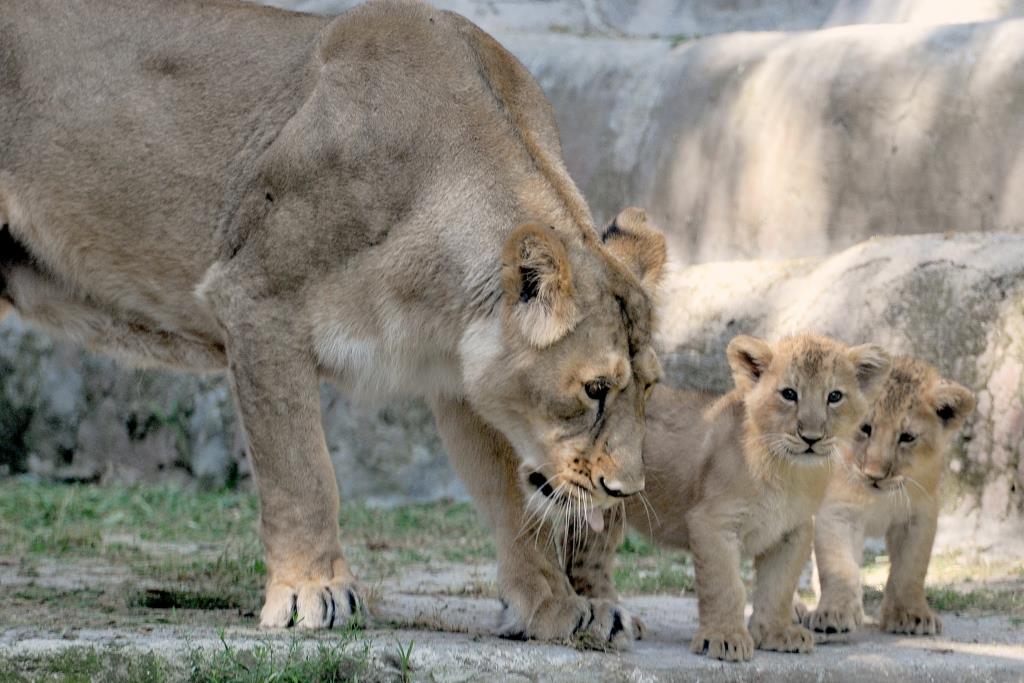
599 476 642 498
799 432 822 447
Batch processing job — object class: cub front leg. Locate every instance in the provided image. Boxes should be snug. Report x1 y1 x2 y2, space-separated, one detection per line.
687 512 754 662
807 504 866 634
880 509 941 635
749 522 815 654
430 396 641 649
216 298 364 630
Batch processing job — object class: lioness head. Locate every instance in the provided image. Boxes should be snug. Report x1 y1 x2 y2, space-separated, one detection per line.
461 208 666 524
849 355 975 494
727 334 890 462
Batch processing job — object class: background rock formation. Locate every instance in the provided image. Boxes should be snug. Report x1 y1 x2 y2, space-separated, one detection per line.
2 0 1022 544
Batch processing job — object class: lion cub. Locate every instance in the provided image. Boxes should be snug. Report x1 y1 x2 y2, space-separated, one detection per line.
805 356 975 636
624 334 889 661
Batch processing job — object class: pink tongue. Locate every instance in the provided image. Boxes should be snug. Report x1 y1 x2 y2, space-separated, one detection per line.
586 507 605 533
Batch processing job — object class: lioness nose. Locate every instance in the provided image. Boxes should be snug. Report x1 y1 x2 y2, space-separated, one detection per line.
600 476 642 498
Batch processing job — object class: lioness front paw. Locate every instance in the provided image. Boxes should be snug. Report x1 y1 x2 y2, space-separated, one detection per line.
805 597 864 634
260 578 367 630
689 626 755 662
880 603 942 635
750 622 815 654
499 596 641 650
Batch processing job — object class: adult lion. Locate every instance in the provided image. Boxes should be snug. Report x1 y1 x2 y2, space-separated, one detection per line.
0 0 666 645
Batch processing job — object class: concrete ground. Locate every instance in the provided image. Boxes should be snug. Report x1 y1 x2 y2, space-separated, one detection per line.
3 561 1022 682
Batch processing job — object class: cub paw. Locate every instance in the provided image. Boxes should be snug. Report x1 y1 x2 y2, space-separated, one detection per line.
750 622 815 654
499 596 641 650
881 603 942 635
805 597 864 634
689 626 755 662
260 578 367 630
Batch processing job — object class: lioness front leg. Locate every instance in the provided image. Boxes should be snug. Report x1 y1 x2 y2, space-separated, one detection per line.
880 510 941 635
431 397 641 649
687 514 754 662
215 297 363 630
749 522 815 654
807 505 865 634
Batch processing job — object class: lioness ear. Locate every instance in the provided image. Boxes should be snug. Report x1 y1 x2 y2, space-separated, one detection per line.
847 344 891 396
929 380 975 430
601 207 667 291
501 223 578 348
727 335 773 390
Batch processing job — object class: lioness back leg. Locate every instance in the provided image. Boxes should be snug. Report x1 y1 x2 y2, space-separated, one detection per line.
880 510 941 635
204 276 362 630
430 396 641 649
748 522 815 654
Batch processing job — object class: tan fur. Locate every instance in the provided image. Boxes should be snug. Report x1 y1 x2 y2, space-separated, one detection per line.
0 0 666 644
805 356 975 636
598 334 890 662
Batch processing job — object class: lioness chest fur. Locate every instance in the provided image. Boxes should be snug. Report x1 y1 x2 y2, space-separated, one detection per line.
0 0 667 646
619 334 890 662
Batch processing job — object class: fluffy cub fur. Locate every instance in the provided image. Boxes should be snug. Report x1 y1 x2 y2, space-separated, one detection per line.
616 334 890 661
805 356 975 636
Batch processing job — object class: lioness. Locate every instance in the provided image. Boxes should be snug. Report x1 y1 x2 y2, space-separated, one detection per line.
805 355 975 636
565 334 890 661
0 0 666 645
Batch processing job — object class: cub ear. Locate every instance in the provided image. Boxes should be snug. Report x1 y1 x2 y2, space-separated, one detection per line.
847 344 891 396
601 207 667 292
929 379 976 430
726 335 774 390
501 223 578 348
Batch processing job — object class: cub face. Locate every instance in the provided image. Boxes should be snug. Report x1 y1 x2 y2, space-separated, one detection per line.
850 356 975 493
727 334 891 462
461 209 666 521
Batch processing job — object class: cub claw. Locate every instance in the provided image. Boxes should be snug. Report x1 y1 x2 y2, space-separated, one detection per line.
881 604 942 635
260 579 366 630
689 626 755 662
805 598 864 634
751 622 815 654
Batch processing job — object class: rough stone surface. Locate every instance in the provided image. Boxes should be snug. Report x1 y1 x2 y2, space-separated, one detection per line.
0 316 462 505
654 233 1024 550
269 0 1024 37
3 566 1023 681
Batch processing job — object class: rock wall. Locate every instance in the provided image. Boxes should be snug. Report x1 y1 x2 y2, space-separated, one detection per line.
0 316 462 506
655 233 1024 551
271 0 1024 37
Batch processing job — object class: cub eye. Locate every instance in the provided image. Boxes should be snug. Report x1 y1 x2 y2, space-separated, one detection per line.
780 388 798 402
899 433 916 444
828 390 843 404
585 380 610 402
860 424 873 437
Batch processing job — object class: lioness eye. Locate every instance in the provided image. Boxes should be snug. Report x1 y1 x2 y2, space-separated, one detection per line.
585 380 610 402
828 390 843 404
644 382 654 399
860 424 872 437
899 433 916 443
780 388 798 402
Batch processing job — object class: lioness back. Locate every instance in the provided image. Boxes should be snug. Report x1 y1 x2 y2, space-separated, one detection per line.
807 355 975 636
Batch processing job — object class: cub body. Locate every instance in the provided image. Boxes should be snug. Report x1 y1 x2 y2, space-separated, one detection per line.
807 356 975 636
614 334 890 661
